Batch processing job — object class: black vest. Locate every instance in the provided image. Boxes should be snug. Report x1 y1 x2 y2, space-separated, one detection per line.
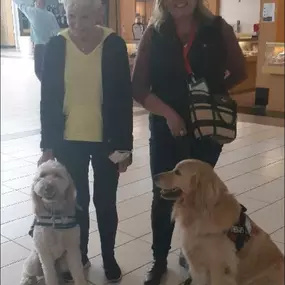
150 15 227 123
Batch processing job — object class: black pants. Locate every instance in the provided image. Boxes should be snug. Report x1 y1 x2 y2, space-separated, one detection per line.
149 117 222 261
33 141 119 262
34 44 45 81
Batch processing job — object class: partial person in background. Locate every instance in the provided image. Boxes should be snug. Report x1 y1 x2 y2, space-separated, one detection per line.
132 0 246 284
13 0 60 81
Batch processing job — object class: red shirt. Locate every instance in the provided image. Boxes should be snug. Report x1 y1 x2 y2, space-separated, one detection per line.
182 27 197 74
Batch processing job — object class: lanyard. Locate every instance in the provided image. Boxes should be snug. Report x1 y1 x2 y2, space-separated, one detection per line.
182 26 196 75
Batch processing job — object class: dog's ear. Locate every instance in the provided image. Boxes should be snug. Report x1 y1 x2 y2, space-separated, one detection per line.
188 172 219 210
204 176 241 233
64 171 77 215
31 181 46 216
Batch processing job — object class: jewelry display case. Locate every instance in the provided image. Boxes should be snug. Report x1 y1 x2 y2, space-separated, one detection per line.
262 42 285 75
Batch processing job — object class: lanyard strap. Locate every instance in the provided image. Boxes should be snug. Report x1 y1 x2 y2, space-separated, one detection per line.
182 26 196 75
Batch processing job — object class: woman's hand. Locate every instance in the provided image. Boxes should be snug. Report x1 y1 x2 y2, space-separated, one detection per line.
165 110 187 137
118 155 132 173
38 149 55 167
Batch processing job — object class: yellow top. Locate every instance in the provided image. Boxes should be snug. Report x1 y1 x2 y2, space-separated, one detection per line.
61 27 113 142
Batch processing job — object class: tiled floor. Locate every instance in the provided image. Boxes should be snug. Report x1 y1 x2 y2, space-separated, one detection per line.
1 54 284 285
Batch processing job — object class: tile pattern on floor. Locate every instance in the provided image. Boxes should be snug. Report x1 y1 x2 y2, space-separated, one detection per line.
1 112 284 285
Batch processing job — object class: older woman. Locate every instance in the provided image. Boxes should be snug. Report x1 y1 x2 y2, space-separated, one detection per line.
35 0 132 282
132 0 246 284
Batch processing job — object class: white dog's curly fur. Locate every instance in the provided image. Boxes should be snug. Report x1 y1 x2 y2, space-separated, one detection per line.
20 160 87 285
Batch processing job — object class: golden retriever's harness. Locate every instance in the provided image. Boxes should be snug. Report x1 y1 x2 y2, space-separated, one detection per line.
227 205 252 251
34 215 78 229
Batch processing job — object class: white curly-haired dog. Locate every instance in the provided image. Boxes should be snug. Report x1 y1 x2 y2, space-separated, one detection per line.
20 160 87 285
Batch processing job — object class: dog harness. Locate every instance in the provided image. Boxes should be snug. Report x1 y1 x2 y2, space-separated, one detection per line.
182 205 252 285
227 205 252 252
34 215 78 229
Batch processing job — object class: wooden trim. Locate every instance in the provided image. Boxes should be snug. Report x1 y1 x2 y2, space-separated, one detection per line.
262 65 285 75
276 0 284 42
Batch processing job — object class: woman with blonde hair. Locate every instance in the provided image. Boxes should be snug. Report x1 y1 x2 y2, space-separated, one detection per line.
27 0 133 283
132 0 246 284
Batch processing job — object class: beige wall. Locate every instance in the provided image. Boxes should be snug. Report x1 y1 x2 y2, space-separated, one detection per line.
119 0 136 41
108 0 120 33
207 0 220 15
1 0 16 46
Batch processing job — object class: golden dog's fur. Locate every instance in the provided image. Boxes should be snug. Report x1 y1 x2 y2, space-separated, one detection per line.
155 159 284 285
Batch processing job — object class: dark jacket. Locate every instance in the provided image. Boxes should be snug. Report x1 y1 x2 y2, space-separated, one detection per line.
40 33 133 152
132 15 246 124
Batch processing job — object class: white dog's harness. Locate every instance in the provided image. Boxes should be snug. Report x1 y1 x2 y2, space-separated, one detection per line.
34 215 78 229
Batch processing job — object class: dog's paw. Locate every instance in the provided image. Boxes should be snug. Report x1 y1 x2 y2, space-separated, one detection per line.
20 276 38 285
36 277 46 285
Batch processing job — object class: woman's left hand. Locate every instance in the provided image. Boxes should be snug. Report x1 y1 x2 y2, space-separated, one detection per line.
118 155 132 173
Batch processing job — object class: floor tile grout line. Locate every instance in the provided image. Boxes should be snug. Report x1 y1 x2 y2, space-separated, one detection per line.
0 191 152 226
1 143 282 186
231 174 283 199
90 208 151 225
220 144 284 166
222 134 284 153
223 159 284 183
1 140 283 182
270 226 284 236
236 195 275 205
247 197 284 222
217 149 284 171
0 253 28 269
0 157 282 219
1 214 34 226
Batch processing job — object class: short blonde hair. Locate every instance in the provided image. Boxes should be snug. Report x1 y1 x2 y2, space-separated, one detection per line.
149 0 214 29
64 0 101 12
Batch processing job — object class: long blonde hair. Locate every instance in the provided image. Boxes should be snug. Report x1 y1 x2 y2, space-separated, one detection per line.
149 0 214 29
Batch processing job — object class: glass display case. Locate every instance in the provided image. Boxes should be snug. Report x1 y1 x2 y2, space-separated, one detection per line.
230 38 258 95
126 42 138 70
262 42 285 75
238 39 259 58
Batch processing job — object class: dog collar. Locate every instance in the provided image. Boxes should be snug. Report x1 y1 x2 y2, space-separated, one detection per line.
34 215 78 229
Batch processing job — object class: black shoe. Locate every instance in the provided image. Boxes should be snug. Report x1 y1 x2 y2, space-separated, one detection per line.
62 256 91 283
184 277 193 285
144 260 167 285
103 257 122 283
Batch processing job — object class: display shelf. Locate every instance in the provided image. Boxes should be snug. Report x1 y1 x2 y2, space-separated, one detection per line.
262 42 284 75
230 38 258 97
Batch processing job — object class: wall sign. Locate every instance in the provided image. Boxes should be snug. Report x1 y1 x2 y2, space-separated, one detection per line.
262 3 275 22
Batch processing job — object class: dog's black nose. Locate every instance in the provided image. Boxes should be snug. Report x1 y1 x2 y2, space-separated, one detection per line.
44 187 55 199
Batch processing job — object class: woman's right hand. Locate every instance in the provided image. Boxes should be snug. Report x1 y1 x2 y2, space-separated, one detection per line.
165 110 187 137
38 149 55 167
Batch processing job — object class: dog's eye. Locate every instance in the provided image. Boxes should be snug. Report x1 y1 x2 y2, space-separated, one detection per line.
54 173 61 178
40 172 47 178
174 170 181 176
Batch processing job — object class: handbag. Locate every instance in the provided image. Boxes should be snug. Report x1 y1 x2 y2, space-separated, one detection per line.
187 77 237 144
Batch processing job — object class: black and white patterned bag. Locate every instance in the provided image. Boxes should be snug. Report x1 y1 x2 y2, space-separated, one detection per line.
188 77 237 144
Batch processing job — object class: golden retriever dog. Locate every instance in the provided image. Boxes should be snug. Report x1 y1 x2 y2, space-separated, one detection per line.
155 159 284 285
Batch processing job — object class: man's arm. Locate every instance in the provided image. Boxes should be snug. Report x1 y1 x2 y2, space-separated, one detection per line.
13 0 36 21
51 15 60 36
